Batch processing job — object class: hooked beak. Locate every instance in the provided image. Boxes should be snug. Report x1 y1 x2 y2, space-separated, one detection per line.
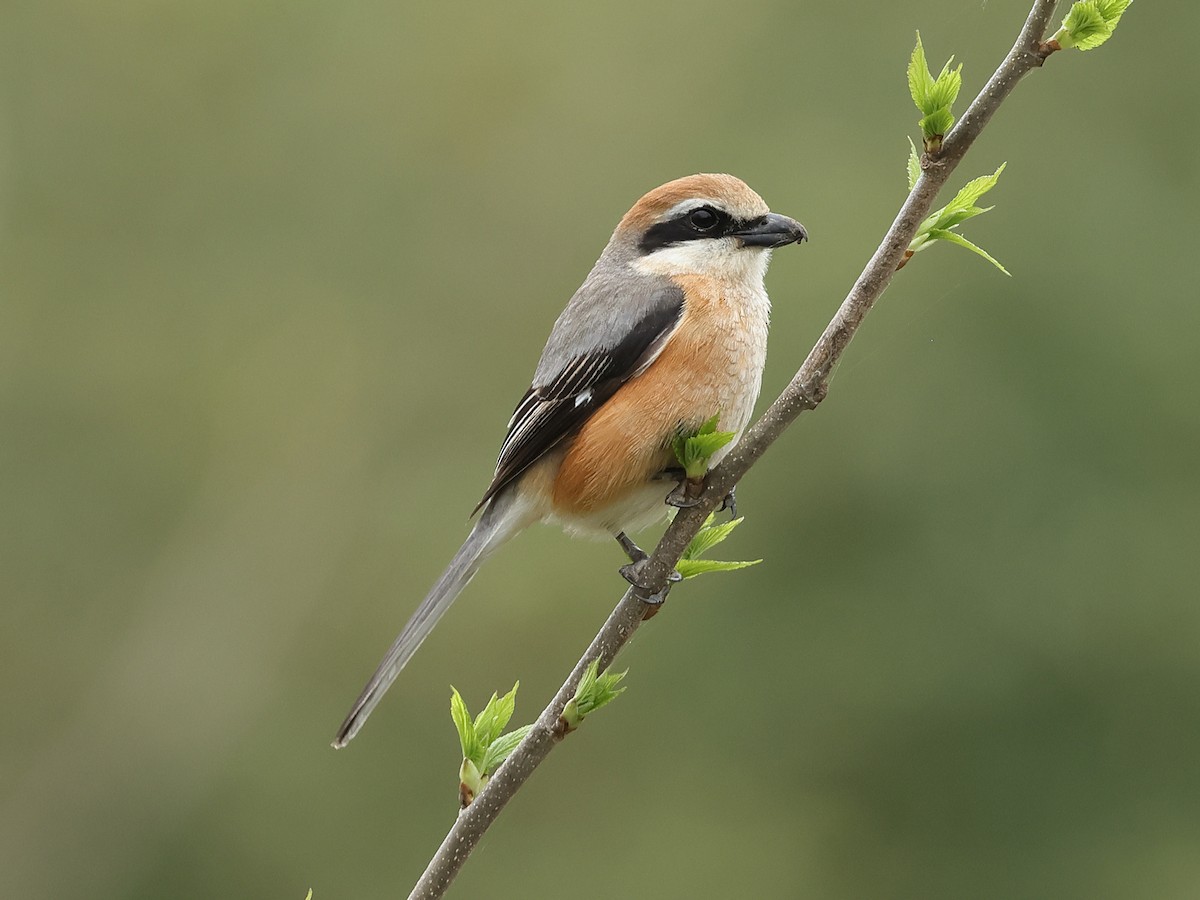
733 213 808 249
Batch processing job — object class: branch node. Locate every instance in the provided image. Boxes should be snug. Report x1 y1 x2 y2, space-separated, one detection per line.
801 381 827 409
1034 38 1060 59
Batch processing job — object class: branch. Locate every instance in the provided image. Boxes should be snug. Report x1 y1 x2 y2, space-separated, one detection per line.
409 3 1059 896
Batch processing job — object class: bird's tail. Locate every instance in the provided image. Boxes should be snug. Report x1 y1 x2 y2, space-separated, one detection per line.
332 489 532 748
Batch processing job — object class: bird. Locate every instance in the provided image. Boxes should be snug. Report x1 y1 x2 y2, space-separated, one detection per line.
333 173 806 748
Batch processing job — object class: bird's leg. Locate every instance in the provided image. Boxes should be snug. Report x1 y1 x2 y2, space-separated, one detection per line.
615 531 681 610
615 531 647 565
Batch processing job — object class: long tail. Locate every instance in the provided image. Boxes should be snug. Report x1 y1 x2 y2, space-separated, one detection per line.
332 490 530 748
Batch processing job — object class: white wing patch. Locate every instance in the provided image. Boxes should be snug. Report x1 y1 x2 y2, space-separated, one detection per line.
475 285 685 513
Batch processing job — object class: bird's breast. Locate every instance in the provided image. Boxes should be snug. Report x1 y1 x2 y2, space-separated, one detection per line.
550 276 770 531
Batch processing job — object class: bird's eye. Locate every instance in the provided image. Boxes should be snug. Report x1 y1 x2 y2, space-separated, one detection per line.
687 207 720 232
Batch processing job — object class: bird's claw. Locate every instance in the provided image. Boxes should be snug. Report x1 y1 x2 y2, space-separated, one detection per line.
656 466 737 518
619 558 681 607
665 477 704 509
718 486 738 518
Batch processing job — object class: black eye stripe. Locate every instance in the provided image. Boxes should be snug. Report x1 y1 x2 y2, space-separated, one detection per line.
638 205 742 254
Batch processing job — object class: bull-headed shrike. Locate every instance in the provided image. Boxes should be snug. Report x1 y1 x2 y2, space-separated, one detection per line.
333 174 806 747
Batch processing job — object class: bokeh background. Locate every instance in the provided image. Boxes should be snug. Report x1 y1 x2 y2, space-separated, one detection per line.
2 2 1197 898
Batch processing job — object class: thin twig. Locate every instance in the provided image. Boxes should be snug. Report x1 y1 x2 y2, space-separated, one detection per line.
408 3 1059 896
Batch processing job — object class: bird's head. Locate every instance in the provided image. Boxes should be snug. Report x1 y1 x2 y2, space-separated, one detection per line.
609 173 807 283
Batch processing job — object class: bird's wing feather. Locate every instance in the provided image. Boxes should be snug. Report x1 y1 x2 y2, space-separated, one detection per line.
474 282 683 512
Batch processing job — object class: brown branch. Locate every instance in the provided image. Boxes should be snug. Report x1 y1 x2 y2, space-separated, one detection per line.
408 3 1060 897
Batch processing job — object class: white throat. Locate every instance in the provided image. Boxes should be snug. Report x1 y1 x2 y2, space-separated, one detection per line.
632 238 771 288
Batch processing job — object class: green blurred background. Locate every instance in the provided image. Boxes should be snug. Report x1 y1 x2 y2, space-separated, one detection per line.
2 2 1197 898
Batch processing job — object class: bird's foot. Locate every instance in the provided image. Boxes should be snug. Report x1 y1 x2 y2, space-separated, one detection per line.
618 557 682 609
665 476 705 509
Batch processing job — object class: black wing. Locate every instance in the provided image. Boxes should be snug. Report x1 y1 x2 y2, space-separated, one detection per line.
473 296 684 513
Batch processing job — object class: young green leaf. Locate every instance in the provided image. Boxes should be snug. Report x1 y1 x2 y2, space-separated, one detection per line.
686 432 736 463
935 204 992 230
559 659 629 733
672 513 763 581
573 659 628 718
676 558 763 579
451 684 535 805
946 164 1006 211
575 655 598 702
907 137 921 191
1052 0 1132 50
908 32 963 149
683 515 746 560
906 162 1009 275
470 692 500 747
926 59 962 111
1098 0 1133 19
472 682 519 749
919 109 955 144
480 724 534 774
450 687 478 762
926 228 1010 275
907 33 935 111
672 414 736 480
